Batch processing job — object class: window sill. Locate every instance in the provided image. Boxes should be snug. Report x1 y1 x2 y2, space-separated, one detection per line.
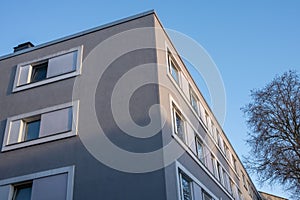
13 71 80 92
1 132 76 152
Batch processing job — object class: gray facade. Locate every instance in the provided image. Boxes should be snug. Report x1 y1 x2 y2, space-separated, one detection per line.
0 11 261 200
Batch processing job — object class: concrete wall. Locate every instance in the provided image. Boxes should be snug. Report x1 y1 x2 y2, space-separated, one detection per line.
153 13 239 200
0 12 167 200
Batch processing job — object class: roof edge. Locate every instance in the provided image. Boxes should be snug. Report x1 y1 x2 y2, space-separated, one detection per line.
259 191 288 200
0 9 155 61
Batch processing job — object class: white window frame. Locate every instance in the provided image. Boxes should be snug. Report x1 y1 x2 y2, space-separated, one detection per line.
210 154 218 177
247 180 251 193
12 46 83 92
229 180 233 195
168 53 181 85
0 166 74 200
169 94 238 199
205 112 210 129
217 133 225 153
217 162 224 185
223 171 230 192
175 162 219 200
189 88 199 115
242 172 248 190
179 172 193 200
232 156 238 172
211 122 218 142
238 191 243 200
2 101 79 152
202 190 213 200
164 42 242 181
198 102 206 124
173 106 186 142
195 136 205 164
11 180 32 200
224 144 230 160
22 115 41 142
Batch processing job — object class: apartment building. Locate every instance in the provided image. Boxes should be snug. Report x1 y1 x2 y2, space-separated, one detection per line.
0 10 262 200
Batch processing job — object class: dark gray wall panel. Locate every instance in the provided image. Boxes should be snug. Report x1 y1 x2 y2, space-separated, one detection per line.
0 13 167 200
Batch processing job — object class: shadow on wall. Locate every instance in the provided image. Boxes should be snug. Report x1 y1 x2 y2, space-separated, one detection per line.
6 65 17 96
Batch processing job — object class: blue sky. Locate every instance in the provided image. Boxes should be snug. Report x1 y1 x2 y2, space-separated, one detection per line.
1 1 299 198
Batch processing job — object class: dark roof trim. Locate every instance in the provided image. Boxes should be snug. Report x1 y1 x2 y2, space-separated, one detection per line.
0 9 155 61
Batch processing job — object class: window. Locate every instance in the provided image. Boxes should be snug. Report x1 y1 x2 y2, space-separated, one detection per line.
13 182 32 200
211 123 217 141
198 103 205 123
0 166 74 200
217 132 221 146
217 131 225 153
203 190 212 200
249 187 254 198
241 173 248 190
13 46 82 92
173 106 185 141
224 144 230 160
232 156 237 172
217 132 225 153
190 89 198 113
179 173 192 200
229 181 233 194
30 61 48 83
217 162 224 185
247 181 251 193
223 171 230 192
196 137 204 163
238 191 243 200
24 116 41 141
210 154 217 177
2 101 78 152
168 54 180 84
205 112 210 128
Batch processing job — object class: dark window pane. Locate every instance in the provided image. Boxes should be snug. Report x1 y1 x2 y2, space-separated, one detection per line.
181 175 192 200
210 154 217 177
203 191 212 200
190 94 198 112
31 62 48 82
175 112 184 140
25 120 40 141
170 61 179 83
196 139 204 162
14 183 32 200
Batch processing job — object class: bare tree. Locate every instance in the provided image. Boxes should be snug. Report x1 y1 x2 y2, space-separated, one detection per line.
242 70 300 198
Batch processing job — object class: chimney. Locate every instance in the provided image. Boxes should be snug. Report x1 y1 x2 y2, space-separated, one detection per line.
13 42 34 52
